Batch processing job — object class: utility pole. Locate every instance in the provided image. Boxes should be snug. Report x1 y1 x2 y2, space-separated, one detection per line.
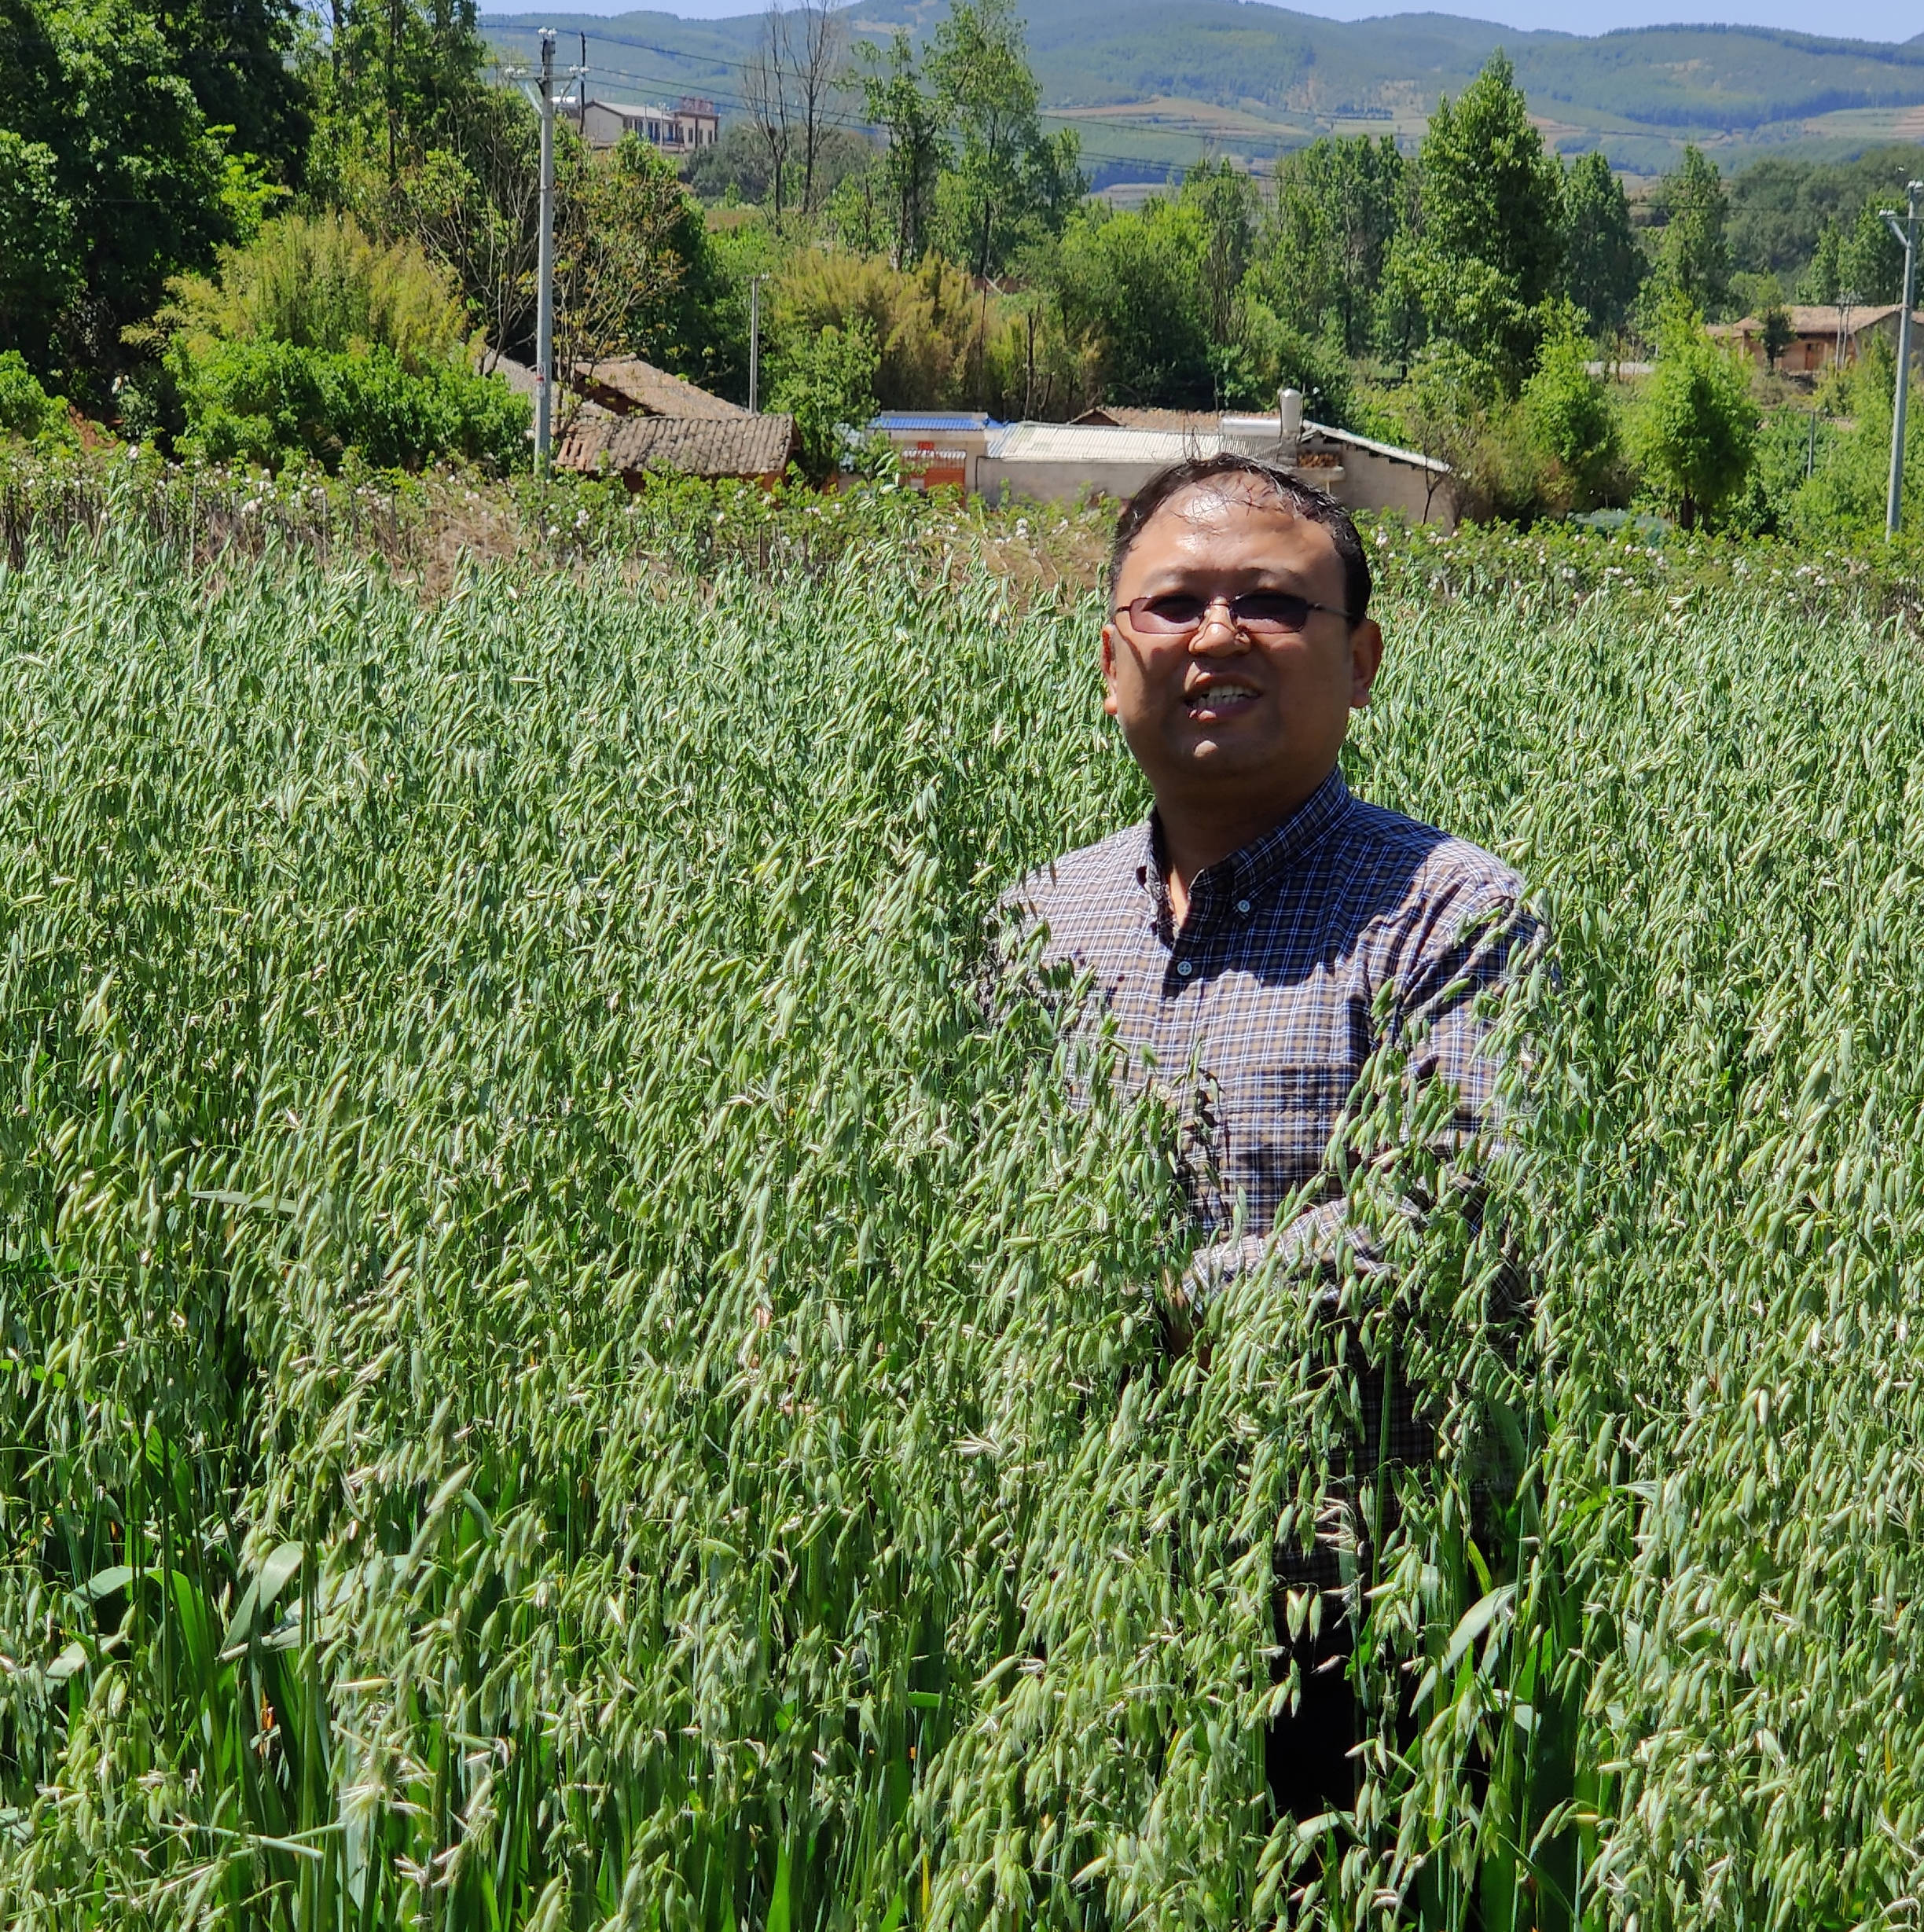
1882 181 1922 540
520 32 558 472
512 33 584 472
747 275 766 414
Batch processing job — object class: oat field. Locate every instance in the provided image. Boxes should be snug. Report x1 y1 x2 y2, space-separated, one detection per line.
3 526 1924 1930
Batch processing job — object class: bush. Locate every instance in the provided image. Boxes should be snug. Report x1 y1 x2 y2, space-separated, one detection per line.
1786 335 1924 544
773 252 980 412
770 319 880 479
0 351 78 450
158 212 472 375
170 338 528 473
1519 324 1622 511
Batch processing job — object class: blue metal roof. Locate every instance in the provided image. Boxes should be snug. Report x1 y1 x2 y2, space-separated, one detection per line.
869 412 1001 432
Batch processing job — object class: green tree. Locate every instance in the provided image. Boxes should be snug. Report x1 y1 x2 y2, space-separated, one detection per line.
1180 158 1260 355
1226 295 1352 421
1841 200 1904 306
160 0 310 189
771 318 878 478
1250 135 1408 359
303 0 490 191
0 132 79 357
858 31 945 269
1520 310 1619 506
1760 299 1794 371
1798 219 1846 303
1048 198 1211 407
1635 296 1757 530
1407 52 1566 390
1647 145 1731 320
927 0 1081 280
0 0 237 382
1561 149 1641 342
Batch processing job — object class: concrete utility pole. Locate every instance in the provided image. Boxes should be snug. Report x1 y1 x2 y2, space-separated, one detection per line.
521 32 559 471
1882 181 1922 541
747 275 766 414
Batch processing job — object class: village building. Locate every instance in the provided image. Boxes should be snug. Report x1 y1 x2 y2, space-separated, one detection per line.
491 351 792 486
567 357 745 420
870 399 1452 526
1709 304 1924 374
559 413 795 487
578 94 719 156
867 413 1001 493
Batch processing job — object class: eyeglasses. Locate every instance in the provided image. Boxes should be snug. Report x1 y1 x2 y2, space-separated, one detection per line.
1116 590 1353 638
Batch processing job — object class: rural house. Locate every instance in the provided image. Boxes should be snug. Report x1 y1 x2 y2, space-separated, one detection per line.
567 358 745 421
578 95 718 155
558 413 796 487
876 398 1452 526
868 413 1001 492
492 351 792 484
1709 304 1924 374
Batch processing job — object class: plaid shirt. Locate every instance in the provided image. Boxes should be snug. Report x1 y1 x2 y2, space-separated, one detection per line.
1008 767 1535 1586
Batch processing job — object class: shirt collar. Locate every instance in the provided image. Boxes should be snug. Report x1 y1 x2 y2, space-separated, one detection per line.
1133 766 1354 924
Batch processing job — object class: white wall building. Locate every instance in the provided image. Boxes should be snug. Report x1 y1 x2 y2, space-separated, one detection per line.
580 95 718 155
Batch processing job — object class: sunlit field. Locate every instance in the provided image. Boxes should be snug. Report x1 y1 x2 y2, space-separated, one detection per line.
4 525 1924 1930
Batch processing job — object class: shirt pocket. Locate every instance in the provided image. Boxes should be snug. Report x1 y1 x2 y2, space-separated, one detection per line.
1221 1064 1354 1226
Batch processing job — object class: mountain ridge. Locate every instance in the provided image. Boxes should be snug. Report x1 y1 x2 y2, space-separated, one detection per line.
481 3 1924 180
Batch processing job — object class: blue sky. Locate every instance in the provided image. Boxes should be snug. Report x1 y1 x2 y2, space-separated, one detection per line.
566 0 1918 35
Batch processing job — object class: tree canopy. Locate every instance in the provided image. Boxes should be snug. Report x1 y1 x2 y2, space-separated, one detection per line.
1406 53 1565 389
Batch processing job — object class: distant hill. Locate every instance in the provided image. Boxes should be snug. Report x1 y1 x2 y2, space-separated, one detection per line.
481 4 1924 188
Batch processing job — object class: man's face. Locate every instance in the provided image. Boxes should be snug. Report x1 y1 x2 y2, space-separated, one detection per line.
1101 481 1384 821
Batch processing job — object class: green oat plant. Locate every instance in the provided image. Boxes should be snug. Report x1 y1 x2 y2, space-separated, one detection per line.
0 524 1560 1930
0 514 1919 1930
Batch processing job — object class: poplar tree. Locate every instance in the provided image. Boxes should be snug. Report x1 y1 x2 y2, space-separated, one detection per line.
1408 53 1566 390
1561 149 1640 342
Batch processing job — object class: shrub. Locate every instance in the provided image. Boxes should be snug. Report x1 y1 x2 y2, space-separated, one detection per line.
1787 334 1924 543
1520 322 1621 509
773 249 980 411
160 211 471 374
0 351 78 450
170 338 527 472
770 318 880 479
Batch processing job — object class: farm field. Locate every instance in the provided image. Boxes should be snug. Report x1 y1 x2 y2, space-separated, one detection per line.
5 518 1924 1929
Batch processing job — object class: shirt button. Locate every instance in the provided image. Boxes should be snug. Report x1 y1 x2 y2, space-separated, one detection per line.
1176 959 1194 976
1236 898 1251 914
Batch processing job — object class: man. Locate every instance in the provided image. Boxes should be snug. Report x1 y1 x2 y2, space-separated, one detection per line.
1008 453 1536 1820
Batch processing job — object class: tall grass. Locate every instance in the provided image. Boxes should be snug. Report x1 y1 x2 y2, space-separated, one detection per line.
2 528 1922 1928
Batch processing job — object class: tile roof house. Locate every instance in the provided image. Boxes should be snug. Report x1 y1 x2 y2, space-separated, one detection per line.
1709 304 1924 374
486 354 613 434
570 358 746 420
559 412 796 485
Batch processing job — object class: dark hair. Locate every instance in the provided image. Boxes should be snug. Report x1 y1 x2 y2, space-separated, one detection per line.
1108 453 1372 626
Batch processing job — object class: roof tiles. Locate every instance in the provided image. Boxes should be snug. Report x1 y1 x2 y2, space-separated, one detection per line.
559 413 796 481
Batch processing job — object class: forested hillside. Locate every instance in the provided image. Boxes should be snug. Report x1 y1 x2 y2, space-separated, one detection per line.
484 2 1924 182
